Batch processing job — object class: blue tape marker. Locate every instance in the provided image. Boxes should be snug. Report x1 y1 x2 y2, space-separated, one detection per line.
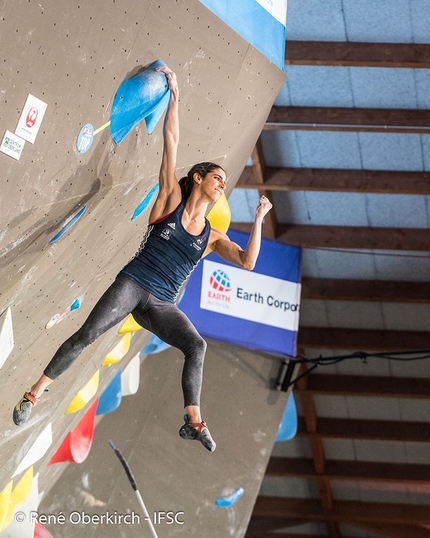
215 487 244 507
131 184 159 221
77 124 95 154
49 206 87 244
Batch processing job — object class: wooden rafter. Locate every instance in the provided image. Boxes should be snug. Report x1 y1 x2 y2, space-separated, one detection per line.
253 496 430 525
285 41 430 68
247 514 430 538
249 520 362 538
353 522 430 538
231 222 430 251
266 456 430 484
301 277 430 303
245 518 430 538
237 166 430 195
298 326 429 350
265 106 430 134
250 139 278 239
246 510 430 538
277 224 430 251
296 416 430 443
245 516 305 535
295 373 430 399
296 362 340 538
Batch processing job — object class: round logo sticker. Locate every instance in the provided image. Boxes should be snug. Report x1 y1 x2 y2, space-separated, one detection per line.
76 123 94 154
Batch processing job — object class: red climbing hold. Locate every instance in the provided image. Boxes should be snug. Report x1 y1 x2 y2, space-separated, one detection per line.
49 399 98 465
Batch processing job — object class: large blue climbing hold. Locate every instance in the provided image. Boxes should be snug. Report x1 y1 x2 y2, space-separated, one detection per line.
96 370 122 416
275 392 298 442
110 59 170 144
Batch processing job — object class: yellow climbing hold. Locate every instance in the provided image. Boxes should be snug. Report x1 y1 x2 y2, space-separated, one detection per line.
3 466 33 531
207 193 231 234
0 480 12 531
102 333 131 366
117 314 142 335
66 370 100 414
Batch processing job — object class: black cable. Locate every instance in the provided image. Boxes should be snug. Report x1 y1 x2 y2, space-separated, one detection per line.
278 349 430 390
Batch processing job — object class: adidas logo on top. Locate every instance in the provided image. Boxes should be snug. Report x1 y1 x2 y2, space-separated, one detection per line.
168 223 176 229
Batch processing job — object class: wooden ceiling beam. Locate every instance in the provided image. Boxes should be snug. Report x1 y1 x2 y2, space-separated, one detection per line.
285 41 430 68
298 326 429 351
266 456 430 484
295 362 340 538
265 106 430 134
277 224 430 250
231 222 430 251
301 277 430 303
253 496 430 525
245 516 305 535
296 416 430 443
247 516 430 538
250 139 278 240
247 534 367 538
237 166 430 195
295 373 430 400
353 521 430 538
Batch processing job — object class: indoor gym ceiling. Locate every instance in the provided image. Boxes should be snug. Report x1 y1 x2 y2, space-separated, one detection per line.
228 1 430 537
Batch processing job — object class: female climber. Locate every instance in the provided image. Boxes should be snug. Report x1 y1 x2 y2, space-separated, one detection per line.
13 65 273 452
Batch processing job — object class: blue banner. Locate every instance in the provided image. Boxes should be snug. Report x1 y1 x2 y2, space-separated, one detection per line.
179 229 301 357
199 0 287 70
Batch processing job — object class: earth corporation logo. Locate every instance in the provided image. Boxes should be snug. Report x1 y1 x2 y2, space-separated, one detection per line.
209 269 231 293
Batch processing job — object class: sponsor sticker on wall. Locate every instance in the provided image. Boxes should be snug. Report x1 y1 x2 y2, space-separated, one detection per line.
15 94 48 144
0 130 25 161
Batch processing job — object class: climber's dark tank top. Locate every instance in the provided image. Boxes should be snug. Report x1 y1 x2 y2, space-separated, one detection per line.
119 201 211 303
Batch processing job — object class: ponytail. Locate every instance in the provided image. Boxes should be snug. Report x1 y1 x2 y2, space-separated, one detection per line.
179 162 226 200
178 175 194 201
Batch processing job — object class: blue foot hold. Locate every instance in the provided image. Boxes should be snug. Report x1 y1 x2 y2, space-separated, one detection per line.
141 334 171 355
131 184 159 221
96 370 122 416
70 298 82 311
215 487 244 507
49 206 87 244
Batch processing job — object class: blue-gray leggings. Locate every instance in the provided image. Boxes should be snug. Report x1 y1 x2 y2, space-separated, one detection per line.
44 277 206 407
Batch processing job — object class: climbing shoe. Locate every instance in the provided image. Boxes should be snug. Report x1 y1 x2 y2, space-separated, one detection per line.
179 414 216 452
13 392 38 426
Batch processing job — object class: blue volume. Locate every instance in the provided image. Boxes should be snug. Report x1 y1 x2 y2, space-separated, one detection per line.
110 60 170 144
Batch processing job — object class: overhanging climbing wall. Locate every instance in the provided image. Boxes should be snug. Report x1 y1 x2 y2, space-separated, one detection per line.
40 341 289 538
0 0 286 535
